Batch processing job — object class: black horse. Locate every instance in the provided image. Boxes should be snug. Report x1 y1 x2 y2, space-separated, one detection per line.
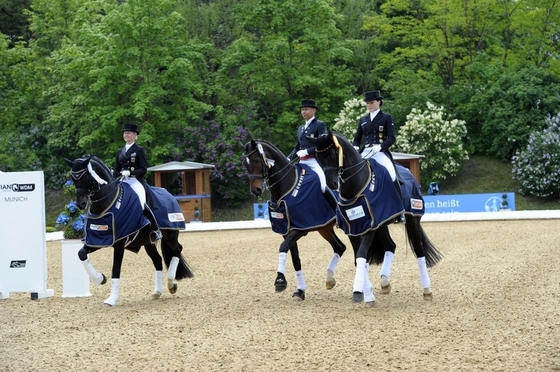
312 132 442 306
64 155 193 306
242 139 347 301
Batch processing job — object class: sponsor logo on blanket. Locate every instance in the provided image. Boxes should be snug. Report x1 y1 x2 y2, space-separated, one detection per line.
411 198 423 210
168 213 185 222
346 205 366 221
90 224 109 231
271 211 284 219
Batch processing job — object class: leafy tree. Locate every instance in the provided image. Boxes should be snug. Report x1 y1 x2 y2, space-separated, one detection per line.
0 0 32 44
176 120 251 207
512 113 560 199
396 102 469 183
470 65 560 160
333 97 366 140
217 0 354 154
45 0 212 167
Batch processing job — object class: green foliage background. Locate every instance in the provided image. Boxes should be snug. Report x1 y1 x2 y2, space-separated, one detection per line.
2 0 560 205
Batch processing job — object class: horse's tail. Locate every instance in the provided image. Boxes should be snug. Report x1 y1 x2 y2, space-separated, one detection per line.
161 232 195 280
406 223 443 268
367 224 396 265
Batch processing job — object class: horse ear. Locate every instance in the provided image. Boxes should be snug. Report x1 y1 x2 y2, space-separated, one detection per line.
63 158 74 168
250 139 257 148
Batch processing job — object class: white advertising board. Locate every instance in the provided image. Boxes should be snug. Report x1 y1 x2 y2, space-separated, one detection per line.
0 171 54 299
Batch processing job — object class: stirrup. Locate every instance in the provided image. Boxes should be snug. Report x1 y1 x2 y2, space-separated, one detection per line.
150 230 162 242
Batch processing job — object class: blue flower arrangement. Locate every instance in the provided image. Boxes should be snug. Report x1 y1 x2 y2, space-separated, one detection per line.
56 180 86 240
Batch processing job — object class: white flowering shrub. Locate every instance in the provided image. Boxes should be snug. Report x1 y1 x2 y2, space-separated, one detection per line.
333 97 367 140
396 102 469 183
512 113 560 198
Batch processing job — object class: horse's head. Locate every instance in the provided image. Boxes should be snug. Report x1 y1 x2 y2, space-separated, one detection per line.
241 139 268 197
312 132 340 191
63 155 114 210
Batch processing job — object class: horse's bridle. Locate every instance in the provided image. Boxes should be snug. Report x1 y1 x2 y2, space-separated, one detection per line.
71 158 119 204
318 137 368 184
242 145 298 190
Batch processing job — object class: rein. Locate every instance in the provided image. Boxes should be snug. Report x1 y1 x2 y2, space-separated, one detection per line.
339 160 369 184
243 147 299 191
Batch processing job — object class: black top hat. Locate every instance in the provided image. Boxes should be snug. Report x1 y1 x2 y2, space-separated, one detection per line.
299 99 318 109
122 123 140 134
363 91 383 102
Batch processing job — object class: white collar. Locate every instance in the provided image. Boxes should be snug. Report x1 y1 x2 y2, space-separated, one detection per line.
125 142 135 151
369 109 380 121
305 117 315 127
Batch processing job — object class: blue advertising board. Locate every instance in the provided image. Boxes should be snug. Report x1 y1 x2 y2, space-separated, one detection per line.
424 192 515 214
253 203 269 220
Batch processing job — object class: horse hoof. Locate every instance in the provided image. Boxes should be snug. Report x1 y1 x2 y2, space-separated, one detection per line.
151 291 162 300
380 275 391 294
365 300 376 308
292 289 305 301
169 283 178 295
352 291 364 302
326 278 336 290
100 274 107 285
274 273 287 292
423 288 433 301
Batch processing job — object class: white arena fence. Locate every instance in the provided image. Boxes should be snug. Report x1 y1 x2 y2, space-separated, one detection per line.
46 209 560 240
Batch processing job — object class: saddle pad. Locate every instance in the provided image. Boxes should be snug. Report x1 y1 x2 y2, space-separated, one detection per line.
150 187 186 229
394 163 425 216
268 164 335 236
337 160 403 236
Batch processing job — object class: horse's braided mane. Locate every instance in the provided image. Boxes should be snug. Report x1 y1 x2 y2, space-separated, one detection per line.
253 139 285 157
82 154 113 179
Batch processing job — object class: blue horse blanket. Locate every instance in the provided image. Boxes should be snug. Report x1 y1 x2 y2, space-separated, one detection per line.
336 159 404 236
84 183 185 247
395 162 425 216
268 164 335 236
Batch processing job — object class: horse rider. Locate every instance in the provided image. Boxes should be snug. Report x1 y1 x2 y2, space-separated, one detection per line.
113 123 162 242
288 99 338 210
352 90 404 222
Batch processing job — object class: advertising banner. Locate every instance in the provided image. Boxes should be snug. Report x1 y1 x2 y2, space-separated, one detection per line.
424 192 515 214
0 171 54 299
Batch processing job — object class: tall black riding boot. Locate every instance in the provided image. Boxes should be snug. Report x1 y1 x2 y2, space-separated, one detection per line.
143 205 162 242
324 187 338 211
393 180 405 223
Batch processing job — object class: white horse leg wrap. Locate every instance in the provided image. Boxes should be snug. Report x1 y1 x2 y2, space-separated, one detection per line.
104 278 120 306
167 257 180 280
277 252 287 274
417 257 431 289
353 257 367 293
295 270 306 290
379 251 395 279
82 258 104 286
154 270 163 293
326 253 340 274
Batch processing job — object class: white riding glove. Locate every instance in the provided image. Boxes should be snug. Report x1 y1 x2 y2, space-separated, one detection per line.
353 146 359 151
371 144 382 155
296 149 308 158
121 170 131 177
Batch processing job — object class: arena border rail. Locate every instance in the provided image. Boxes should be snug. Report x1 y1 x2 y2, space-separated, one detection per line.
45 210 560 240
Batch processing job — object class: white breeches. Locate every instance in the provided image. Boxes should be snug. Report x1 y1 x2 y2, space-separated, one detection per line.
360 150 396 182
300 157 326 193
122 177 145 209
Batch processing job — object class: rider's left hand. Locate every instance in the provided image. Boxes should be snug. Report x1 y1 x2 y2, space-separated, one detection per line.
121 170 130 177
371 144 382 155
296 149 308 158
